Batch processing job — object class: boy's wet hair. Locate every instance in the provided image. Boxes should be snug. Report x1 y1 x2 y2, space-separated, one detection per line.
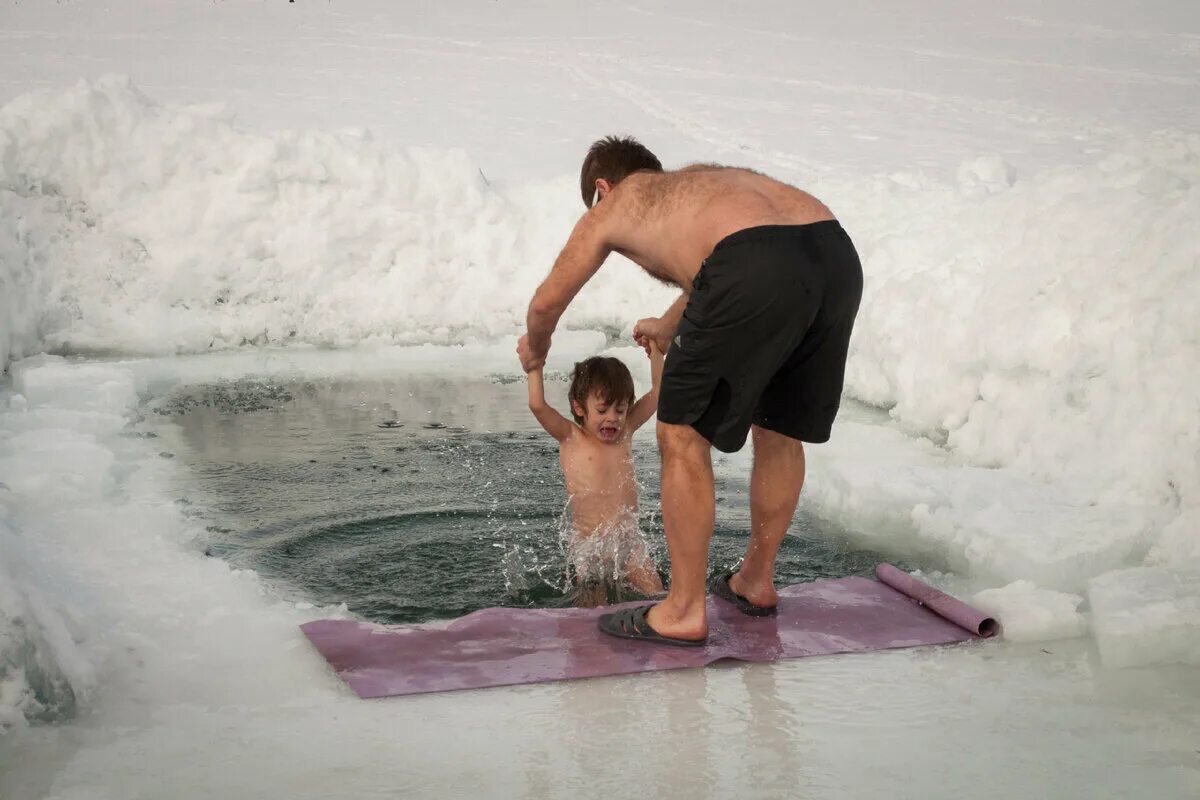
580 135 663 208
568 357 635 424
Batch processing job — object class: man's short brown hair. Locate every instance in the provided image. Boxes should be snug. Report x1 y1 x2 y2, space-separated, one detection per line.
580 136 663 207
568 356 636 423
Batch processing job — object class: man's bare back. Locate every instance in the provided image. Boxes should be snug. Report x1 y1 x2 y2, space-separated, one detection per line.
602 166 836 288
519 165 838 371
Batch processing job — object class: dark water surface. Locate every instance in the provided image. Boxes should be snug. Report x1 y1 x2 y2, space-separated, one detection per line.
152 375 894 624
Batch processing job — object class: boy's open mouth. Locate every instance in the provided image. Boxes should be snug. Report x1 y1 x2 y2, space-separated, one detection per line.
598 423 620 439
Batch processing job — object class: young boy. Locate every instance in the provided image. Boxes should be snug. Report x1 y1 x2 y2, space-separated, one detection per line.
526 344 665 606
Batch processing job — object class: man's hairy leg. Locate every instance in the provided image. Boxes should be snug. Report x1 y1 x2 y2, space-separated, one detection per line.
646 421 714 641
731 425 806 609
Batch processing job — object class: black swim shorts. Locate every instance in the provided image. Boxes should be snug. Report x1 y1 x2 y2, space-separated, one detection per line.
658 221 864 452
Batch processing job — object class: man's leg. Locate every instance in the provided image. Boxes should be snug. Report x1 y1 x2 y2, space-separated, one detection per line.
729 425 806 609
645 420 714 641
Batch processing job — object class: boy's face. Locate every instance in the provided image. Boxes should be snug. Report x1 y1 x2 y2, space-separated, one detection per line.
574 391 630 443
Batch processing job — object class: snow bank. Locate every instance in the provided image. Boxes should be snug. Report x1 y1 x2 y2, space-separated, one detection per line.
798 421 1160 593
0 510 92 732
829 134 1200 514
0 358 141 732
0 76 670 369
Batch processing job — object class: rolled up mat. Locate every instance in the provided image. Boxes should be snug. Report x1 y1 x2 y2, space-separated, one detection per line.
875 563 998 637
302 564 1000 698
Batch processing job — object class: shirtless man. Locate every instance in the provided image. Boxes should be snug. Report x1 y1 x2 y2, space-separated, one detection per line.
516 136 863 645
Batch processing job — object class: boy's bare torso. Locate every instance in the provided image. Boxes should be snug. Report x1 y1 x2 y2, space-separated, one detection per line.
559 432 639 538
603 166 835 288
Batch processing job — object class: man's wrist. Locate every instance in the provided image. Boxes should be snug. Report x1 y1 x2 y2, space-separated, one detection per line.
527 332 551 359
527 304 559 349
664 300 686 329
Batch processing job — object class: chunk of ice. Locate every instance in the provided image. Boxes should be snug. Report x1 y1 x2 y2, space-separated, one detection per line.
1088 567 1200 668
972 580 1087 643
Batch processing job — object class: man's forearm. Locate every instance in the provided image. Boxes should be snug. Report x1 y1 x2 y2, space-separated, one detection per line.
649 348 664 389
525 208 611 357
662 292 688 330
526 296 561 355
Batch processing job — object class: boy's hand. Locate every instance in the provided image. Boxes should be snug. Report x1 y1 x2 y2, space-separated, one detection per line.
517 334 546 373
633 317 673 355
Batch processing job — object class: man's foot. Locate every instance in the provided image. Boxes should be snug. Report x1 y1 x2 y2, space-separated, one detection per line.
642 599 708 641
712 571 778 616
597 604 707 647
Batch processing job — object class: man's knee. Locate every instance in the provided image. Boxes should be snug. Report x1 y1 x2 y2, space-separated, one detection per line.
751 424 805 458
657 420 710 460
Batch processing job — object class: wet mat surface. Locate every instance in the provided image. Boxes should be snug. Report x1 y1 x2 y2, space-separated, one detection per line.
302 566 996 698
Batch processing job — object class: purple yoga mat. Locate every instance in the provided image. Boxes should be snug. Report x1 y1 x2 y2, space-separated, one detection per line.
874 564 999 637
301 564 997 699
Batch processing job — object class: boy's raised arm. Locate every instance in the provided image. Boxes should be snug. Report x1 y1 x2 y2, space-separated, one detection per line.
627 341 664 433
527 365 575 442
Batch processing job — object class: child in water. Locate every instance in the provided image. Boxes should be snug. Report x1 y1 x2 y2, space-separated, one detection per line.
525 344 665 606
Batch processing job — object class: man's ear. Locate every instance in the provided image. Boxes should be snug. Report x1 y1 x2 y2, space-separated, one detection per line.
594 178 613 203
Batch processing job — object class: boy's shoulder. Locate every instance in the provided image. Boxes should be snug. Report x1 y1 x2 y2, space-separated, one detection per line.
564 424 598 443
555 423 583 446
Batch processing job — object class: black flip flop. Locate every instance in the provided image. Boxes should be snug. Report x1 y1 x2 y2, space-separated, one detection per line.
597 604 706 647
710 572 777 617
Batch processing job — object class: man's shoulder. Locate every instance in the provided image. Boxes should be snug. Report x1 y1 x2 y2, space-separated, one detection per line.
609 170 659 197
619 165 761 197
606 169 688 211
619 166 726 187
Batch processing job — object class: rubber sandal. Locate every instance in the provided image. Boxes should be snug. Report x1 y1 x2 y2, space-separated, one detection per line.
710 572 777 617
597 604 706 647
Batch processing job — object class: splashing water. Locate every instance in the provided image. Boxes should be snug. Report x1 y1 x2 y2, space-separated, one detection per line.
495 500 657 606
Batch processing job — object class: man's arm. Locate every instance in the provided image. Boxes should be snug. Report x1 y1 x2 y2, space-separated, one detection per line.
659 292 688 333
521 208 614 371
627 341 665 433
526 366 575 442
633 292 688 354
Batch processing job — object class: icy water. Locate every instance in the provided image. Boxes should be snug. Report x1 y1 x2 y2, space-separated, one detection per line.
151 374 895 623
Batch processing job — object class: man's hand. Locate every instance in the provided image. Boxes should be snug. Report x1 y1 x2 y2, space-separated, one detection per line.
633 316 674 355
517 334 547 373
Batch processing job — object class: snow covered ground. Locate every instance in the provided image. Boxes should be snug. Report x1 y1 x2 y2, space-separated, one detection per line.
1 1 1199 796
